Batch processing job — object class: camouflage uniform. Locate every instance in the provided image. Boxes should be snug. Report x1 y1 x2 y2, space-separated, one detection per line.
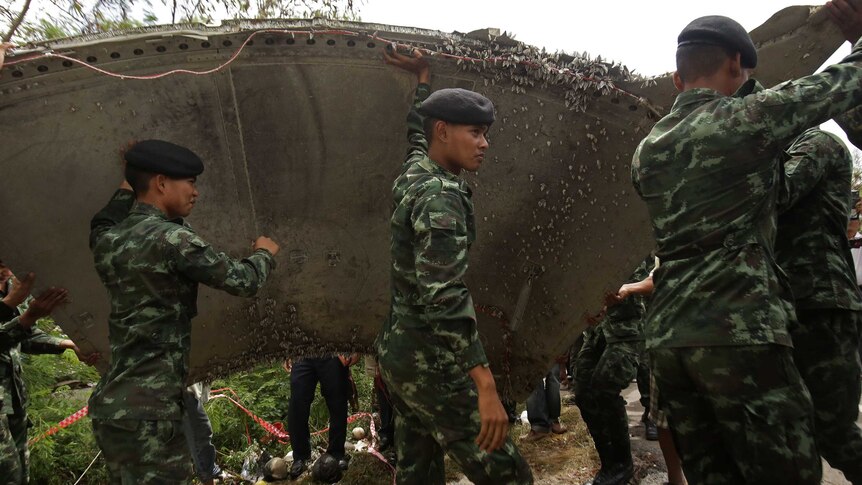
630 42 862 482
0 284 67 485
775 128 862 483
573 255 652 480
88 189 276 484
376 83 532 485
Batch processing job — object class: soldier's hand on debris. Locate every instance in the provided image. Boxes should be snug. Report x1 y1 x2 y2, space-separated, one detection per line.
2 272 35 308
827 0 862 43
283 359 292 373
615 284 637 302
0 42 13 71
383 43 430 84
18 287 70 329
64 340 101 366
339 353 360 367
253 236 280 256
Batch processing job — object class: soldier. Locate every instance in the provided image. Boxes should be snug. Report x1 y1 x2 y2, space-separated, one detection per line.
616 261 686 485
88 140 280 484
0 267 94 484
376 46 532 485
573 254 652 485
775 132 862 480
632 6 862 483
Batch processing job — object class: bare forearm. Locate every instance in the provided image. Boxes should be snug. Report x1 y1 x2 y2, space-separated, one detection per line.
620 275 654 297
468 364 497 394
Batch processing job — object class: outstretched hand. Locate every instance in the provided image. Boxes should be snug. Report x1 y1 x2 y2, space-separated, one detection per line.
19 287 69 329
66 341 100 366
827 0 862 44
383 44 430 84
2 272 35 308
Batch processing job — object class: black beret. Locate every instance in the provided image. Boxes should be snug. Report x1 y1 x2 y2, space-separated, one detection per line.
419 88 495 125
124 140 204 177
678 15 757 69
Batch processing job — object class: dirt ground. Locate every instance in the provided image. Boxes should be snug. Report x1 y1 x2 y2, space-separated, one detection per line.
275 380 859 485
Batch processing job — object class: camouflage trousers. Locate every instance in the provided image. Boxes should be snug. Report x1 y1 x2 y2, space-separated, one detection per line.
651 344 820 485
0 412 27 485
92 418 192 484
792 308 862 484
573 329 645 464
379 362 533 485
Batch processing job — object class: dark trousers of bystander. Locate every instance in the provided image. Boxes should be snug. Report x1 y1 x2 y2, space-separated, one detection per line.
288 356 350 460
526 364 561 432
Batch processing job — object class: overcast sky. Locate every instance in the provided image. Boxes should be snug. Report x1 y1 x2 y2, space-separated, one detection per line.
358 0 848 76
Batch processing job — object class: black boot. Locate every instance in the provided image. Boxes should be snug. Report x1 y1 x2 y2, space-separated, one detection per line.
597 438 634 485
583 439 614 485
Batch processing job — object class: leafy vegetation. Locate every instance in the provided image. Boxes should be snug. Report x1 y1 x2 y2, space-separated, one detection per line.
21 323 379 484
2 0 360 43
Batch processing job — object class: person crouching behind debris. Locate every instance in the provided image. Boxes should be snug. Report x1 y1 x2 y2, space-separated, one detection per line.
88 140 280 484
376 45 533 485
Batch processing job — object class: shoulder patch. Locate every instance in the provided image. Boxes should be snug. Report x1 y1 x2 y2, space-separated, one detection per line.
429 211 458 230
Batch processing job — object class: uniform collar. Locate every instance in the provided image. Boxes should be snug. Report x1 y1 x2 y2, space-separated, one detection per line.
419 157 464 184
670 78 764 113
734 78 763 97
670 88 723 113
130 202 169 220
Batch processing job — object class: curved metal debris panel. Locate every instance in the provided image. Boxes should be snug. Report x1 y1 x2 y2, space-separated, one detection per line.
0 9 842 398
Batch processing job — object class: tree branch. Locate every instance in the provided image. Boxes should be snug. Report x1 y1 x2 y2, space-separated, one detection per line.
3 0 33 42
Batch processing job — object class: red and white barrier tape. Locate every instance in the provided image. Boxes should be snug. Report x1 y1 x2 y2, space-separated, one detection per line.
27 387 396 483
29 405 89 445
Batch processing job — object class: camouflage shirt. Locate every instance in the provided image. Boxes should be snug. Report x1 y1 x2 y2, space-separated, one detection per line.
776 129 862 311
376 83 488 374
836 105 862 149
601 254 653 344
632 40 862 349
88 189 276 420
0 283 66 415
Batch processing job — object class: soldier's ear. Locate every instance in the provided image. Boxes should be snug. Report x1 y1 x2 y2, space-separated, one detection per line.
672 72 684 92
728 52 743 79
152 174 168 194
435 120 449 144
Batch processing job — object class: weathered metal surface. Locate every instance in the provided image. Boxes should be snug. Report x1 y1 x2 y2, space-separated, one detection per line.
0 8 843 398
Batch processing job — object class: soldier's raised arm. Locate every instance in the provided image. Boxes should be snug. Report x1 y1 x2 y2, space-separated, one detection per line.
830 0 862 148
90 143 136 248
169 228 278 298
743 0 862 149
384 45 432 166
